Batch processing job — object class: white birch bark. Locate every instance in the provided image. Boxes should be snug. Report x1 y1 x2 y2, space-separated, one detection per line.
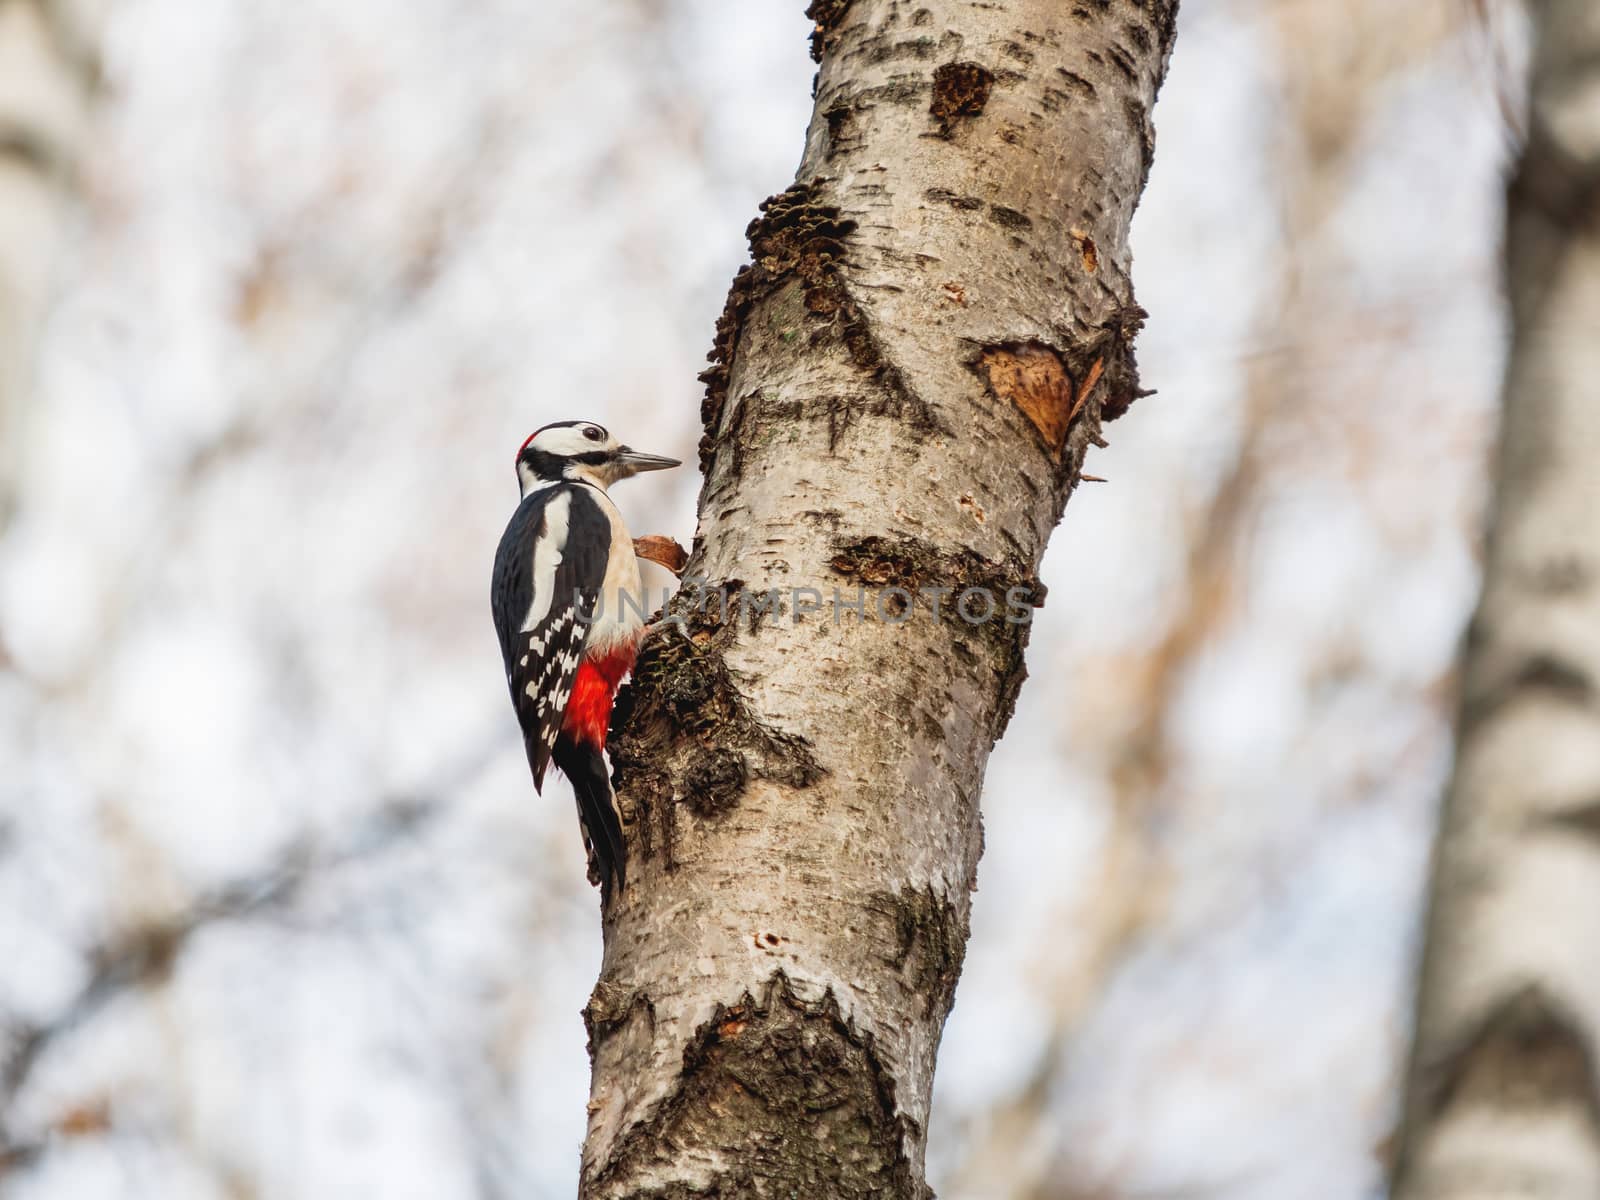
0 0 95 529
582 1 1177 1194
1392 4 1600 1196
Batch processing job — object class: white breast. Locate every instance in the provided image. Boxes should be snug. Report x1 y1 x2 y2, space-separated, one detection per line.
584 485 647 652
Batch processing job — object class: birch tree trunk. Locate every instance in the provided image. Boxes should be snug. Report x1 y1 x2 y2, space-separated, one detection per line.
0 0 95 529
1392 4 1600 1196
582 2 1177 1195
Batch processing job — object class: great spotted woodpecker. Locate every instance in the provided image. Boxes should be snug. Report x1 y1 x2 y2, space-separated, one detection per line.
490 420 680 895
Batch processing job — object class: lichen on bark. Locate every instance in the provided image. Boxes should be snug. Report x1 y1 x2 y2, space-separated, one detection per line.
698 181 858 471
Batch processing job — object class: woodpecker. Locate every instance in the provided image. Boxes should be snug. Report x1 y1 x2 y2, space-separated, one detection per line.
490 420 680 896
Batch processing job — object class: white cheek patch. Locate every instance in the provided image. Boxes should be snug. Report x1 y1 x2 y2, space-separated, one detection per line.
581 489 646 650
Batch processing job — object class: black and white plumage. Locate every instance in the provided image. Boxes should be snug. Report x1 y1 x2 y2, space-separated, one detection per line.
490 420 680 897
492 486 608 786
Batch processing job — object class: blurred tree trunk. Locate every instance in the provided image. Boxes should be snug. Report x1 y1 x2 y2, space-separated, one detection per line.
0 0 95 530
1393 3 1600 1196
582 2 1176 1196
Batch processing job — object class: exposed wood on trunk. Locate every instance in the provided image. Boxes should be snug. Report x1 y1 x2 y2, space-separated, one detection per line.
582 1 1177 1194
1393 3 1600 1195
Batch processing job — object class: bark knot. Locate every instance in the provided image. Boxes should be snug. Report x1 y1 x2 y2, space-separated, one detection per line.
1426 986 1600 1127
582 971 925 1200
878 885 970 1018
584 982 655 1058
610 581 826 864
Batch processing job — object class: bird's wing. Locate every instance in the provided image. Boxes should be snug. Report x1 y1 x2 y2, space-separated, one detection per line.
491 485 611 790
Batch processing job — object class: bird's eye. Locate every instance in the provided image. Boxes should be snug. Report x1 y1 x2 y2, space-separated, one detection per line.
584 426 604 442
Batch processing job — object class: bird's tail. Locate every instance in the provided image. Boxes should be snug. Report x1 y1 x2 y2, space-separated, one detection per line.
552 737 627 897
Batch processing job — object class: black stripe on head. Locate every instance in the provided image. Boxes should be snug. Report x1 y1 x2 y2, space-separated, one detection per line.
521 447 567 481
519 447 617 482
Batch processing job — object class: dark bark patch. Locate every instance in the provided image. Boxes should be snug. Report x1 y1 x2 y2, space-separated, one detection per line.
0 126 64 175
584 981 655 1057
682 748 749 819
879 886 970 1018
584 972 924 1200
1510 654 1595 705
1148 0 1181 57
698 181 858 471
854 76 931 108
1538 797 1600 841
824 103 855 157
1424 987 1600 1125
829 535 1040 740
1106 43 1138 84
988 204 1032 230
1529 555 1591 595
1056 67 1096 97
1096 303 1151 422
611 582 825 859
929 61 994 135
1125 95 1156 184
866 36 939 67
829 535 1040 606
825 318 949 450
1462 652 1595 734
924 187 984 210
805 0 854 63
989 629 1031 740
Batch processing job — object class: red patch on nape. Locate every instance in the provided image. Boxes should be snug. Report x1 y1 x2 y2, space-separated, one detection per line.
516 431 537 465
562 645 637 749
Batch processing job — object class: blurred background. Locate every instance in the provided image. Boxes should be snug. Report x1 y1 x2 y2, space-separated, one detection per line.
0 0 1525 1197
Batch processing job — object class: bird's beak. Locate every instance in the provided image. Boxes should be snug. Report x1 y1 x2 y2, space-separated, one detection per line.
615 447 681 472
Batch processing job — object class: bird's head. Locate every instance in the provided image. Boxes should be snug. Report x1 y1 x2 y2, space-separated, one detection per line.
515 421 681 497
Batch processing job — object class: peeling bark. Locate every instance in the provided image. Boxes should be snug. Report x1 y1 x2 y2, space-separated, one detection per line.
1392 3 1600 1196
584 2 1177 1194
0 0 97 530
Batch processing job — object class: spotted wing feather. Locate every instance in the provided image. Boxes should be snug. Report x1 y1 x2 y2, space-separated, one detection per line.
490 485 612 790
